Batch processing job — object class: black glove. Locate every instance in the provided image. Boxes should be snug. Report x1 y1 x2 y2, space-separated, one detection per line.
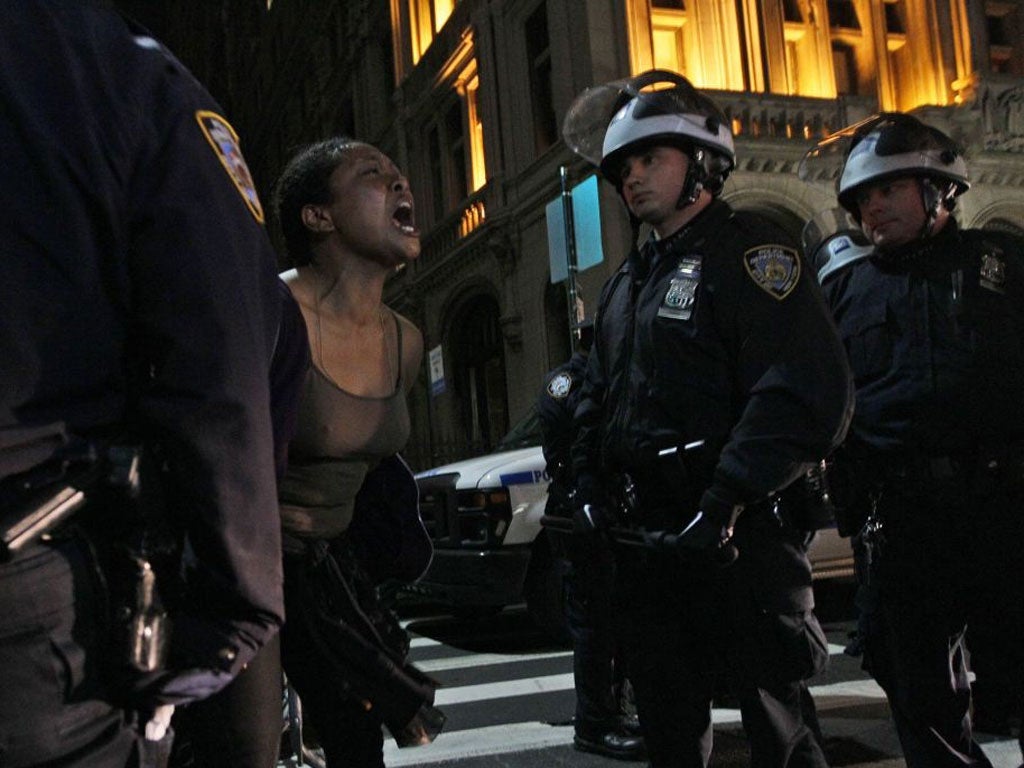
573 501 616 535
571 472 616 535
676 488 745 565
673 511 740 566
675 510 732 551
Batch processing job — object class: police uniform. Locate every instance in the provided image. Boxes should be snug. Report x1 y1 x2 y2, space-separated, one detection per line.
539 352 591 517
821 220 1024 765
1 3 284 766
572 198 853 767
538 352 643 757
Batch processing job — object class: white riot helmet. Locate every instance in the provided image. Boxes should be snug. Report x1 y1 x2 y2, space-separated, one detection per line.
801 207 873 284
564 70 735 205
832 113 969 222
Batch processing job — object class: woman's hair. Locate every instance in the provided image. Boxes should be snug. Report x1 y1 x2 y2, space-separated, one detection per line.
273 137 360 266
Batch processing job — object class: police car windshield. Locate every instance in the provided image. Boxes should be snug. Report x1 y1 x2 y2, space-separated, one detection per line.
495 409 543 451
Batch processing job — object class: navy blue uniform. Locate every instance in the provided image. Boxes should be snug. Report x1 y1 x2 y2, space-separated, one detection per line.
822 220 1024 766
539 352 591 515
572 199 853 767
1 2 284 765
538 353 635 748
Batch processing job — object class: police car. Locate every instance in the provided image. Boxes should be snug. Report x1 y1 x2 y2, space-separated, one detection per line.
409 411 855 639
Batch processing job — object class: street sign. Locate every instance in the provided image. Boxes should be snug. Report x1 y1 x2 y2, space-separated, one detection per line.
545 174 604 284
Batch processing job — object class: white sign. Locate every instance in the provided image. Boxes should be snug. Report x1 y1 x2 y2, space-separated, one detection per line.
428 344 446 396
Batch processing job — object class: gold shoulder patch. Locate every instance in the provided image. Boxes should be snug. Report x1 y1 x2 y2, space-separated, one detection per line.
195 110 264 223
743 245 800 300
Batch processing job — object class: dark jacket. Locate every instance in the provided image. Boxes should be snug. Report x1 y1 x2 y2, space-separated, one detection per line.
1 1 284 675
821 220 1024 461
537 351 590 513
573 199 853 526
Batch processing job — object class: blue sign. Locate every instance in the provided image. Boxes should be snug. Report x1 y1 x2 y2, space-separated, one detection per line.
546 174 605 284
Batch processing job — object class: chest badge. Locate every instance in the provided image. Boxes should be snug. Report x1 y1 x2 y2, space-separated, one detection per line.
979 252 1006 294
658 257 702 321
546 373 573 399
744 245 800 300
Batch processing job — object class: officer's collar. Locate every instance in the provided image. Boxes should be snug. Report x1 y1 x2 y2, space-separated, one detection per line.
871 218 961 268
642 199 731 261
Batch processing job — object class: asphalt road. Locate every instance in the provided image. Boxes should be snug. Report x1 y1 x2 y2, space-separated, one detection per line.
281 580 1022 767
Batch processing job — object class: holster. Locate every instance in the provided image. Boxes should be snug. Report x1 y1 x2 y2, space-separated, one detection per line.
775 460 838 533
1 436 176 696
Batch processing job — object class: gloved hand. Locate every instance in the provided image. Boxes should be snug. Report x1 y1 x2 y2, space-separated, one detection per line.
675 510 733 551
573 501 617 535
675 488 745 565
570 472 616 535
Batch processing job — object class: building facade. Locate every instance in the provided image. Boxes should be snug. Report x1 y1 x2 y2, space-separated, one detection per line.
163 0 1024 471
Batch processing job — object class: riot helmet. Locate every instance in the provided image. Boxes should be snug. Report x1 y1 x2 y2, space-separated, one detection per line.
801 207 873 284
800 113 969 228
563 70 735 207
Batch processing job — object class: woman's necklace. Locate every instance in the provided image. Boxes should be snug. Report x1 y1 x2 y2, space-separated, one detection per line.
312 272 394 392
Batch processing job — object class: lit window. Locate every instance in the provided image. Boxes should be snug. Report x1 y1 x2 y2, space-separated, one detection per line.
409 0 458 64
631 0 833 96
423 41 487 225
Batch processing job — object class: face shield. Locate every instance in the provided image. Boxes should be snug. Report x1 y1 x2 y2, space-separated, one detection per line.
799 113 970 218
562 69 734 180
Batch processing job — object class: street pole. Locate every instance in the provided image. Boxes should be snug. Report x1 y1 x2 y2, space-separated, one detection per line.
559 165 582 352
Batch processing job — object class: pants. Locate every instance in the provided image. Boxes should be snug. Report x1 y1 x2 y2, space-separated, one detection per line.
168 633 282 768
862 486 997 768
613 513 828 768
0 534 137 768
280 548 385 768
565 531 628 736
962 484 1024 750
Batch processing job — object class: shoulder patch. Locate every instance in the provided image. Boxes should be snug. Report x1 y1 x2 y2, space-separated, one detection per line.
195 111 265 223
743 245 800 300
546 372 574 400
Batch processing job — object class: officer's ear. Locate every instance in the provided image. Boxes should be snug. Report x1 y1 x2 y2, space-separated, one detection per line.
300 203 334 234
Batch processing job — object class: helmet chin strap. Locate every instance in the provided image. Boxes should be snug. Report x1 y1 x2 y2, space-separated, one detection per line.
676 147 706 209
917 178 949 239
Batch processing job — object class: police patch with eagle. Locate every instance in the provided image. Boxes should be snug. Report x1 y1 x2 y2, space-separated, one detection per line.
743 245 800 300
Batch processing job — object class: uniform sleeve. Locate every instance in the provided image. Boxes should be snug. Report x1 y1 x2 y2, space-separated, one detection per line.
701 238 854 522
571 324 610 492
124 55 285 674
537 368 574 480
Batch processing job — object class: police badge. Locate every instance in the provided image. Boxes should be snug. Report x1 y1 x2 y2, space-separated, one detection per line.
744 245 800 300
546 373 573 399
658 257 702 320
979 251 1007 294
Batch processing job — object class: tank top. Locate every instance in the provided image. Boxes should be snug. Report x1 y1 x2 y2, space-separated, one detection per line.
279 311 411 539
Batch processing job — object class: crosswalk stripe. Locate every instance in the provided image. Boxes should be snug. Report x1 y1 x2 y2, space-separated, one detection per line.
430 671 887 708
383 680 890 766
410 636 442 649
418 650 572 673
434 673 574 705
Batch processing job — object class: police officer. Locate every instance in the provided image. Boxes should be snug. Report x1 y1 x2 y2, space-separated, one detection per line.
563 70 853 768
537 322 645 761
801 209 875 661
1 2 285 766
800 112 1024 767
